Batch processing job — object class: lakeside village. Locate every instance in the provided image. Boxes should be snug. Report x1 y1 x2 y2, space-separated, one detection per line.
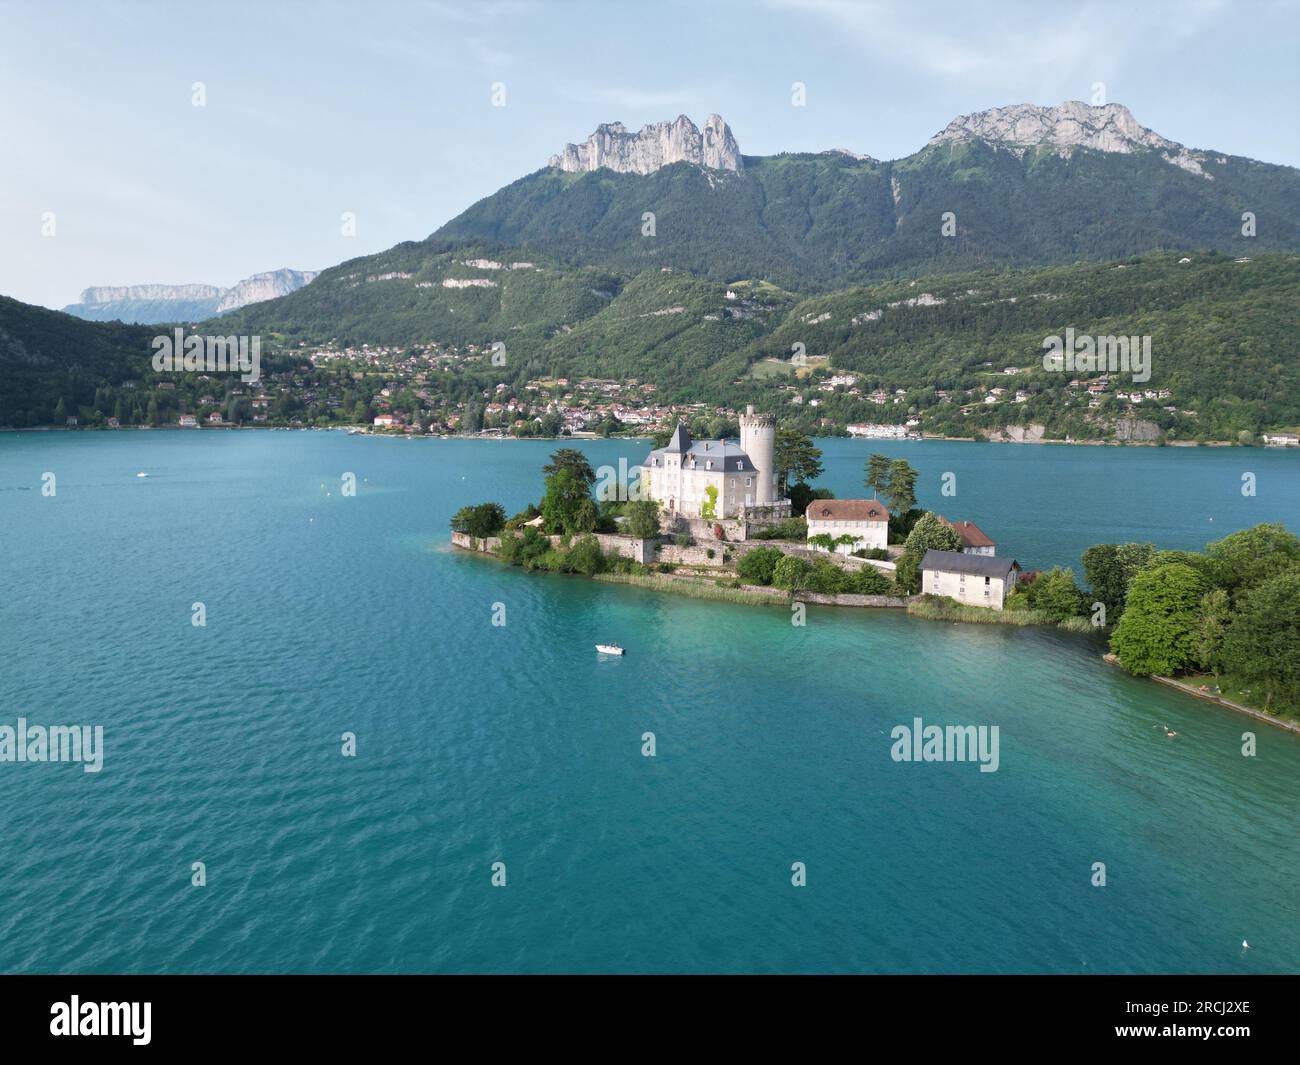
31 334 1300 447
451 408 1300 728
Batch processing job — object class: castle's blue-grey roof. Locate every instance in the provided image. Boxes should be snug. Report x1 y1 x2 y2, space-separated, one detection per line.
643 438 755 473
663 422 691 453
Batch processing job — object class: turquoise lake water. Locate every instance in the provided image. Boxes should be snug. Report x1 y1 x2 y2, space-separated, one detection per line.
0 430 1297 973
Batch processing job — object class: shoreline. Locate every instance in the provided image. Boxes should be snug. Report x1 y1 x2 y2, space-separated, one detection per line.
1101 654 1300 734
6 425 1296 449
1149 674 1300 734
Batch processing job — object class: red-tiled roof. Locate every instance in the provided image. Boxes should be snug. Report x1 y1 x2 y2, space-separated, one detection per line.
938 516 995 548
808 499 890 522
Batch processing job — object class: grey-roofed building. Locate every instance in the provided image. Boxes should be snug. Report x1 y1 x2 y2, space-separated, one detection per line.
920 549 1021 610
639 406 789 520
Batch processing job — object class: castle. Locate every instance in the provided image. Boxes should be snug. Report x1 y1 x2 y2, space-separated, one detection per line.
640 406 790 520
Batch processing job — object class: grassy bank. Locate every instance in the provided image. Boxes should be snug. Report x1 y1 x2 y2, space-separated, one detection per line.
1178 672 1299 725
906 595 1056 626
594 572 788 606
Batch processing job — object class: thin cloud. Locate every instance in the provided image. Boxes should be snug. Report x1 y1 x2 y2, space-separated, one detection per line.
768 0 1231 87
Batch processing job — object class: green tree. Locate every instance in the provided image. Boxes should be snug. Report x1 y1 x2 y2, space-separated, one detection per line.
449 502 507 538
848 565 893 595
736 546 783 585
787 482 833 517
895 512 961 595
623 500 661 539
883 459 918 515
772 555 812 591
1081 542 1155 622
1192 588 1232 673
543 448 596 487
1219 568 1300 711
1026 567 1085 621
541 467 592 535
1110 562 1207 676
1204 523 1300 597
894 553 921 595
865 453 891 498
903 513 962 556
564 535 607 576
572 497 599 534
774 428 823 495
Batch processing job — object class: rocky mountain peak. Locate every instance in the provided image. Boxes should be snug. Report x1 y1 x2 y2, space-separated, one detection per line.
547 113 742 174
928 101 1208 176
214 268 319 312
64 268 318 324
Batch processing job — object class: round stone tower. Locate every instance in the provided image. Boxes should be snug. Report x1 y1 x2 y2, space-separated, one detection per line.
739 404 777 504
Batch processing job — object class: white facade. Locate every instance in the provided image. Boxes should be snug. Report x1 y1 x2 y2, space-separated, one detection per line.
641 453 757 518
920 551 1020 610
923 568 1013 609
806 517 888 554
640 406 783 520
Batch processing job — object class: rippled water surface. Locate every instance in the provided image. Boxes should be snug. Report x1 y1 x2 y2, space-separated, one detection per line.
1 431 1297 973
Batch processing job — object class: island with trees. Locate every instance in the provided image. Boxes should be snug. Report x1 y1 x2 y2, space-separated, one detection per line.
451 440 1300 726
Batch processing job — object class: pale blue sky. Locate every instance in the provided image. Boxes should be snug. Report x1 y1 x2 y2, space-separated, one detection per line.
3 0 1297 309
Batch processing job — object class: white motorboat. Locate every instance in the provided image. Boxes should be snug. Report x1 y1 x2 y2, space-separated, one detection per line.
595 643 625 656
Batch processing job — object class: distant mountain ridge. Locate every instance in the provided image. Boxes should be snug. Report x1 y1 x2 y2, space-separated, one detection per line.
63 268 318 324
434 101 1298 293
547 102 1220 179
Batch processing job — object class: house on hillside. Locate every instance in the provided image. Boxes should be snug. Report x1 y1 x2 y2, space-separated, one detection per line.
920 550 1020 610
805 499 890 554
938 516 996 556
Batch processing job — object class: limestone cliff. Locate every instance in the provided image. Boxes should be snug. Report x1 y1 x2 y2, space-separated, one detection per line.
548 114 742 174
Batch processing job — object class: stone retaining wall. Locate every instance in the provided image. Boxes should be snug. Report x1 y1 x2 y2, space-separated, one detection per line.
451 529 653 564
451 531 501 553
794 591 906 608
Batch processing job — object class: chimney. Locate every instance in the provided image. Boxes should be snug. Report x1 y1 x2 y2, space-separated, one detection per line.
746 404 754 415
